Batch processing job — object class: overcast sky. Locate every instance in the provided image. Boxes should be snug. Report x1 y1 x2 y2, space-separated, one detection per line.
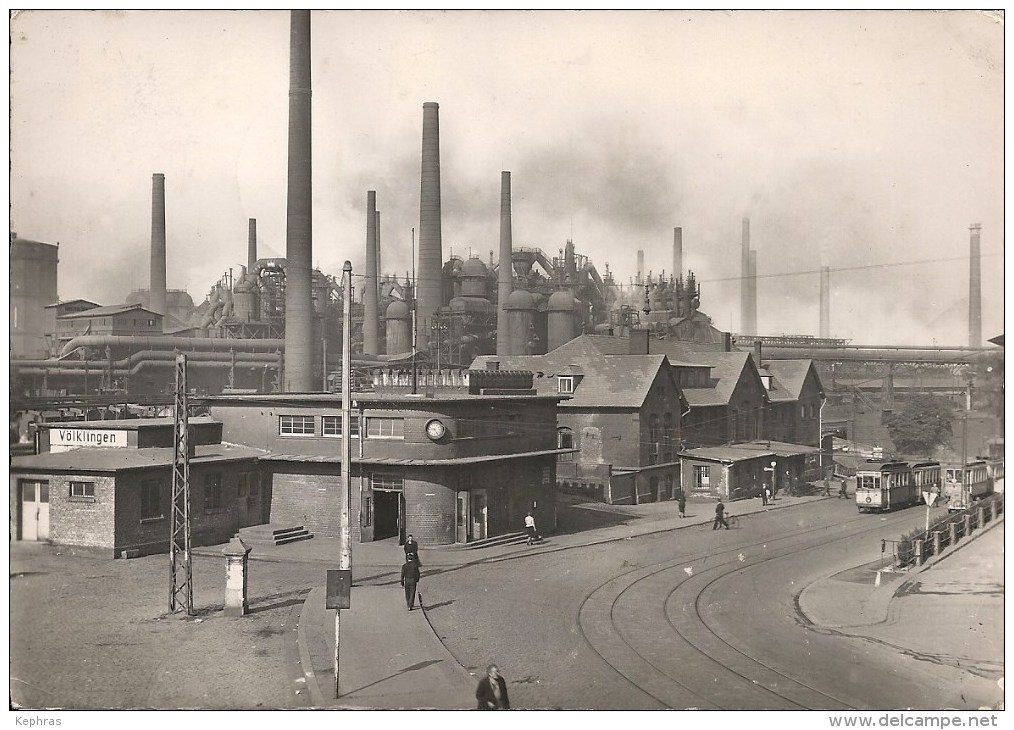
9 9 1005 346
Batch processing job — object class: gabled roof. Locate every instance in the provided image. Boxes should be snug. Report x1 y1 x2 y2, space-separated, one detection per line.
764 360 821 402
44 299 101 310
677 350 760 406
548 334 704 366
57 303 161 320
471 351 682 410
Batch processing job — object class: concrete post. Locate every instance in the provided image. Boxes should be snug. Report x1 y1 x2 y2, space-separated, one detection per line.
991 499 998 521
977 506 986 528
949 522 958 547
932 531 941 558
914 539 923 567
223 536 252 617
963 514 972 538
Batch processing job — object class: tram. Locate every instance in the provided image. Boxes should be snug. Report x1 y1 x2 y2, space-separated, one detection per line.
855 461 923 512
942 460 992 512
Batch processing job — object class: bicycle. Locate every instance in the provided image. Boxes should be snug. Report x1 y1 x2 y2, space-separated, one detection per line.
708 513 738 530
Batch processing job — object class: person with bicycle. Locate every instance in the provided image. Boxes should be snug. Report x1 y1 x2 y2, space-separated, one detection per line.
713 499 730 530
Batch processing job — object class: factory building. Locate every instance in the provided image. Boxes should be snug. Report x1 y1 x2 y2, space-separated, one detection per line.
10 234 59 359
207 369 570 545
9 418 266 556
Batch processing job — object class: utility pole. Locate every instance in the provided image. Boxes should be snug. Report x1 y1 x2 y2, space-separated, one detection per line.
334 261 354 698
411 227 418 395
169 353 193 615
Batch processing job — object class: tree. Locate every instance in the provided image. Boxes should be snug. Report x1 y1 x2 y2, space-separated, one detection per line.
885 394 955 457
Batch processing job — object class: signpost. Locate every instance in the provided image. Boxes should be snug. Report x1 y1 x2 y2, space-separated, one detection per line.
334 261 354 698
922 490 938 533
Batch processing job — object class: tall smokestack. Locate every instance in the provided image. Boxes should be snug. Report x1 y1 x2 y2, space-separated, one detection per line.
375 209 381 285
819 265 830 338
636 250 644 286
149 173 167 323
497 171 513 355
247 218 257 273
748 249 757 336
283 9 313 392
673 227 683 283
416 102 443 351
363 190 379 355
740 216 750 335
969 223 982 347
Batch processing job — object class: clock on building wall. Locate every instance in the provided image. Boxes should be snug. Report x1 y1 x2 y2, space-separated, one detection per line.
425 419 447 441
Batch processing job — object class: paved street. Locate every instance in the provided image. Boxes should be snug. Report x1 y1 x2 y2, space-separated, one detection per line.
9 491 1005 710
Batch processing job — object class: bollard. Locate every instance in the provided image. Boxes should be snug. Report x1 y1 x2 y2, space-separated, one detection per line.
949 522 958 548
963 514 972 538
990 500 998 521
223 536 252 617
932 531 941 558
914 539 924 567
977 506 986 529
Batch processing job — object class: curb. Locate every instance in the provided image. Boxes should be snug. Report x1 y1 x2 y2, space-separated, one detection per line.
798 514 1004 630
296 586 327 708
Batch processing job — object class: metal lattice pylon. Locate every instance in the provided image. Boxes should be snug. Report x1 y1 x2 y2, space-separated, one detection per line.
169 352 194 614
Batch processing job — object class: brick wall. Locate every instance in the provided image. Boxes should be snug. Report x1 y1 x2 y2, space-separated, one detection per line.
404 469 456 545
269 466 341 538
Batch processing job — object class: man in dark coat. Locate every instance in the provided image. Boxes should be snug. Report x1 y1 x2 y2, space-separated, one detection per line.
677 489 687 518
839 478 849 499
713 500 729 530
475 664 509 710
404 534 420 565
400 556 421 611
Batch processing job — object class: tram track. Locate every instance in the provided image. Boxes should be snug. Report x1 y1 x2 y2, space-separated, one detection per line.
576 508 920 710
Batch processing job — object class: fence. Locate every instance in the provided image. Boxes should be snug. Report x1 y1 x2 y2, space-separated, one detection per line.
890 493 1004 569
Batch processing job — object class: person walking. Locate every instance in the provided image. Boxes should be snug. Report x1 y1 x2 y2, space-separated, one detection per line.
403 534 420 565
838 478 849 499
400 555 421 611
524 512 540 544
761 483 768 506
476 664 510 710
713 500 730 530
823 476 832 497
677 489 687 518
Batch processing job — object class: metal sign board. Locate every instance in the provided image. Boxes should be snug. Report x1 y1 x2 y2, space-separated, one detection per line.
51 428 129 453
923 491 938 506
326 569 352 609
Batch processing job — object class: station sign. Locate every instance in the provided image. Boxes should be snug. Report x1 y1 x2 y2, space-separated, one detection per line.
50 428 129 453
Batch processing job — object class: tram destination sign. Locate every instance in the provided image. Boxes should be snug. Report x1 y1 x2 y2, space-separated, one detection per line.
51 428 129 452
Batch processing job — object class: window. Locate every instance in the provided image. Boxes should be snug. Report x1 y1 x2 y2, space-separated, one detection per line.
558 376 574 394
140 479 162 520
368 472 404 491
363 496 372 527
69 481 95 499
366 417 403 439
557 427 574 462
279 415 315 436
148 319 156 327
204 474 222 511
322 415 360 438
693 465 711 488
801 405 806 419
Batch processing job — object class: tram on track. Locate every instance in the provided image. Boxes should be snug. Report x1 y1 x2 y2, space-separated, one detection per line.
855 461 938 512
942 460 993 511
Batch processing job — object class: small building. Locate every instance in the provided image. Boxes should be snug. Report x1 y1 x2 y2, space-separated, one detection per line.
55 303 163 347
10 417 265 556
207 371 569 545
680 440 822 501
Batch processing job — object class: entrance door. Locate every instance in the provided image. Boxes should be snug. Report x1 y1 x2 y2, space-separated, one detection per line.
399 493 407 545
20 480 50 541
456 492 468 543
470 490 487 541
373 490 400 540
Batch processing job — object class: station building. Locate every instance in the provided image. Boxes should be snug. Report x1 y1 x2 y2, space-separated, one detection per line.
10 417 266 557
206 370 571 545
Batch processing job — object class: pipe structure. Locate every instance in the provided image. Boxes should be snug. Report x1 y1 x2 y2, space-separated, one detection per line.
363 191 380 355
283 9 314 392
150 173 167 322
248 218 257 274
416 102 443 351
496 171 513 355
60 335 285 358
969 224 982 348
820 265 830 339
673 227 683 284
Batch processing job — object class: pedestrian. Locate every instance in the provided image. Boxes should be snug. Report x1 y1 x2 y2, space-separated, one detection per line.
475 664 510 710
838 478 848 499
761 483 768 506
712 500 730 530
524 512 540 544
677 489 687 518
823 477 831 497
765 485 772 504
400 555 421 611
404 534 420 565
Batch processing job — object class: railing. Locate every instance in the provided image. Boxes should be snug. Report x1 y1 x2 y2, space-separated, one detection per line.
890 493 1004 569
